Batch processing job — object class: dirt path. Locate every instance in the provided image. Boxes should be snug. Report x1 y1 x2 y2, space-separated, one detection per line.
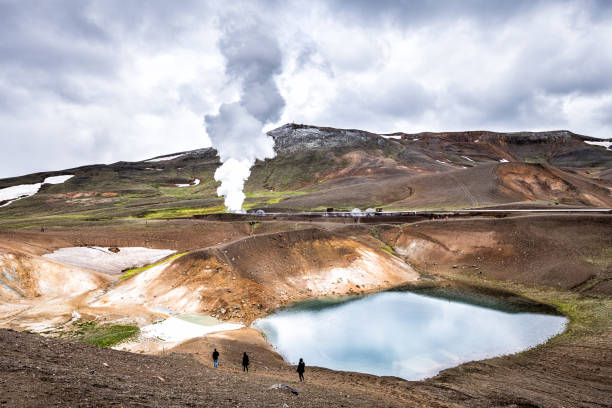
448 172 480 207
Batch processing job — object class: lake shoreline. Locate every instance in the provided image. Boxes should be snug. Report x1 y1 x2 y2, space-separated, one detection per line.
252 285 567 380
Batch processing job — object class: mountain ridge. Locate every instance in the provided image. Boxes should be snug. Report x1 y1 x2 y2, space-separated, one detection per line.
0 123 611 227
2 123 610 185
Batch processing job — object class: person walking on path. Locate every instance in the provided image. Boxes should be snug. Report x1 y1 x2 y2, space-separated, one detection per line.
212 348 219 368
242 352 250 373
297 358 305 382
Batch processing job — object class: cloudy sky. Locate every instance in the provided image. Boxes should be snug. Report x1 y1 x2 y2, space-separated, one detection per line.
1 0 611 178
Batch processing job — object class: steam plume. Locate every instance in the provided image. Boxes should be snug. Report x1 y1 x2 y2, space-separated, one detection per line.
205 22 285 212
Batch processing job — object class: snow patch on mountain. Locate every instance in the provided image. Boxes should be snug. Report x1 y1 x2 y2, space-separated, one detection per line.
176 179 200 188
43 246 175 275
584 140 611 149
0 175 73 207
146 154 185 162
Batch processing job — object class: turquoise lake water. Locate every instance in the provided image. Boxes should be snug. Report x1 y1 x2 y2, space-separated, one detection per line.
253 291 567 380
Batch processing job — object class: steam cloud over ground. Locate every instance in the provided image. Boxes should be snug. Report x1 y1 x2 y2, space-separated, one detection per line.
2 2 612 179
204 21 285 212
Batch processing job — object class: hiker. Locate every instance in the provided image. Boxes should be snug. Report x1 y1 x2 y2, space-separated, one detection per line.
212 348 219 368
297 358 305 382
242 352 249 372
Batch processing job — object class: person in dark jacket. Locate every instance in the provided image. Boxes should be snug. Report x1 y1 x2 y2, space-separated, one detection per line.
297 358 305 382
242 352 249 372
212 348 219 368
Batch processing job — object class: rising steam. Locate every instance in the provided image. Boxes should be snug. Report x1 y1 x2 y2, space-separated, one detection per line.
205 23 285 212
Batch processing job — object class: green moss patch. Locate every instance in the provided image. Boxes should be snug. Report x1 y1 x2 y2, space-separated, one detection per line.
138 205 225 219
380 244 397 257
120 252 187 280
70 320 139 348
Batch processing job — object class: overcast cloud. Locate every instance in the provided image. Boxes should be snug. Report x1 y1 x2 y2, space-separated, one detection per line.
1 0 611 178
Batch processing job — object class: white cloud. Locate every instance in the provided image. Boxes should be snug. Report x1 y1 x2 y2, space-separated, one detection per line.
1 0 611 178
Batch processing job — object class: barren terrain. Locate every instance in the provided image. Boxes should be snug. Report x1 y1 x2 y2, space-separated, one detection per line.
0 215 610 407
1 124 611 406
1 124 611 228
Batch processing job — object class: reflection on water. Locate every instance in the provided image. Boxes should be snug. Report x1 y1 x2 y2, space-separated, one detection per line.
253 291 567 380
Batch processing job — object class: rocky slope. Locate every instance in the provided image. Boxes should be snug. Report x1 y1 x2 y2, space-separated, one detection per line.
0 211 610 407
2 214 609 337
0 225 418 331
0 124 611 227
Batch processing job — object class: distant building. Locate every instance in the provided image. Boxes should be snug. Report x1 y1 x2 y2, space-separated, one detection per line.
255 209 265 216
351 208 364 217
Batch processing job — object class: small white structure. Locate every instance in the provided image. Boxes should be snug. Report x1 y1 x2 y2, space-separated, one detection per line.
365 208 376 215
255 209 265 216
351 208 364 217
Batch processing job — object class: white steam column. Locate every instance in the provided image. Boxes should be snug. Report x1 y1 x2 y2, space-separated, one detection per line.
205 22 285 213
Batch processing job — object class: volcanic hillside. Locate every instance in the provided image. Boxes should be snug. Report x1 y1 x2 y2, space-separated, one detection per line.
1 124 611 227
1 214 611 407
